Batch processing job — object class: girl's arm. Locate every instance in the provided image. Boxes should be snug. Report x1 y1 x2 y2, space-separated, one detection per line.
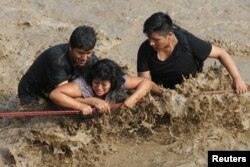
49 82 110 114
123 76 161 108
49 82 93 114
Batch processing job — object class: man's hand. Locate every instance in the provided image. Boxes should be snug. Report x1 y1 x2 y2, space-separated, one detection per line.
232 77 247 94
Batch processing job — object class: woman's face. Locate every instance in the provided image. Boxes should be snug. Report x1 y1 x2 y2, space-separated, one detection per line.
92 79 111 97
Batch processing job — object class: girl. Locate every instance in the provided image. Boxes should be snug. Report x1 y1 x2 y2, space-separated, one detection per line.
49 59 161 115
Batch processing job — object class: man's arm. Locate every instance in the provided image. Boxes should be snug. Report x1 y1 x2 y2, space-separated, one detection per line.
138 71 151 80
209 45 247 93
55 81 68 87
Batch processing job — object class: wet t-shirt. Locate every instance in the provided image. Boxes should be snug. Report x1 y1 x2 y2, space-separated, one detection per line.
18 43 99 97
137 30 212 89
74 76 127 103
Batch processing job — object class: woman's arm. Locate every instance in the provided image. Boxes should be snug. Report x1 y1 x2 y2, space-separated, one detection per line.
123 76 160 108
209 45 247 93
49 82 93 115
49 82 110 114
138 72 163 95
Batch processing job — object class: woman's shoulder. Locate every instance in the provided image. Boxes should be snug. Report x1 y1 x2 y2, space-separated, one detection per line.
73 77 94 98
74 76 86 85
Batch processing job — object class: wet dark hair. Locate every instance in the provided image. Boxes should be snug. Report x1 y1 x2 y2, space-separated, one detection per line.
143 12 173 36
86 59 125 93
69 25 96 51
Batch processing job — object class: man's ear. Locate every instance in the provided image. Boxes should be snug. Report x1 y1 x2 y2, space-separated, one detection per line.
168 31 174 36
166 31 174 39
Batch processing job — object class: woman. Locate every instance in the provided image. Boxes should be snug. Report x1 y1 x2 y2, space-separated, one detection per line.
49 59 161 115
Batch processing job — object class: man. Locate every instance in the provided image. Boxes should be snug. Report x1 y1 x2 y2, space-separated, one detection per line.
18 25 99 106
137 12 247 93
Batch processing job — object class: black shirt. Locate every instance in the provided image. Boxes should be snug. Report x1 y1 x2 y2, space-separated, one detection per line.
18 43 98 97
137 29 212 89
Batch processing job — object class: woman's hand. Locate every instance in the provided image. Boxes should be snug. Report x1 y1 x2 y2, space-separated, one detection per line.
78 103 93 115
123 98 137 109
93 99 110 113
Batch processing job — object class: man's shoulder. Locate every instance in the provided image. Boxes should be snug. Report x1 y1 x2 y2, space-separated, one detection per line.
174 28 189 39
81 53 99 70
40 43 68 63
26 43 68 74
90 53 99 60
173 27 204 45
45 43 68 55
138 39 153 54
88 53 99 65
140 39 150 48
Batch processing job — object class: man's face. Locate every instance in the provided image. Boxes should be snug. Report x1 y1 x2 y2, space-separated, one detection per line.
69 46 93 66
147 32 171 51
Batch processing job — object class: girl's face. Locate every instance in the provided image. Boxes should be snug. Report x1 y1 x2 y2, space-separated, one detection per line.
92 79 111 98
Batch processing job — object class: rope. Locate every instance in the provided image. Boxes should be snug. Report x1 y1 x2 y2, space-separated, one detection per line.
0 86 249 118
0 103 124 118
194 85 250 95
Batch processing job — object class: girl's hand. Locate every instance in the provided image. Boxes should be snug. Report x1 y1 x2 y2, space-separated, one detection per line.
123 98 136 109
94 99 110 113
79 104 93 115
